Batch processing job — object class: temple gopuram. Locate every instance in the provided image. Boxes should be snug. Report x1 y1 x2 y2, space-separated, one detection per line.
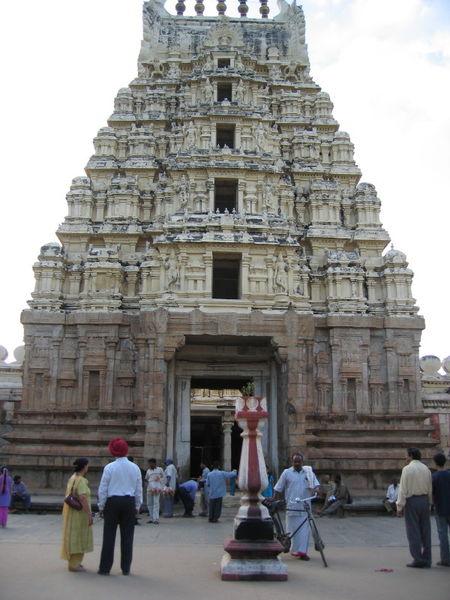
0 1 436 491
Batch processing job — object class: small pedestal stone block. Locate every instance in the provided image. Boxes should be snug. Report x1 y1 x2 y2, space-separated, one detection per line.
221 539 288 581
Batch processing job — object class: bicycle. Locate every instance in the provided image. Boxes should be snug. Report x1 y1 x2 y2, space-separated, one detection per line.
264 494 328 567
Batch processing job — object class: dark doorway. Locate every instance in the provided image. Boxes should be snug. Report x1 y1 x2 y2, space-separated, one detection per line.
217 82 232 102
217 58 231 69
190 415 222 477
214 178 238 212
217 124 235 148
212 255 241 299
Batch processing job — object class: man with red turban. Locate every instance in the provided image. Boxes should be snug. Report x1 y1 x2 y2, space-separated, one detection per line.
97 438 143 576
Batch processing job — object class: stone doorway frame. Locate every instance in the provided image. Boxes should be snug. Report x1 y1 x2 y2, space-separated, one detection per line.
165 345 280 478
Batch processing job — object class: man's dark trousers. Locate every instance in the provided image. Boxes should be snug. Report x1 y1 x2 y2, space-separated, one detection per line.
99 496 136 574
179 488 195 516
405 495 432 566
209 497 222 522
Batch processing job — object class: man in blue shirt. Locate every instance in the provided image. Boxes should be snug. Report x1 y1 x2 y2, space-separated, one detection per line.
206 461 237 523
178 479 198 517
432 452 450 567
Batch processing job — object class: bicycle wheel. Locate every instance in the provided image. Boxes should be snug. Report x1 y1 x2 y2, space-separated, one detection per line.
310 519 328 567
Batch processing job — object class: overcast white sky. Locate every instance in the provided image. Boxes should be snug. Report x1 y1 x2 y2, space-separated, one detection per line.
0 0 449 363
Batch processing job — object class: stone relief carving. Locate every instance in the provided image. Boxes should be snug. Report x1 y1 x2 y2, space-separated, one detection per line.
164 251 180 292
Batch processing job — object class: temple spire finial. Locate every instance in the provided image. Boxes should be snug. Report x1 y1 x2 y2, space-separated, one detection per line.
238 0 249 17
259 0 270 18
194 0 205 15
216 0 227 16
175 0 186 16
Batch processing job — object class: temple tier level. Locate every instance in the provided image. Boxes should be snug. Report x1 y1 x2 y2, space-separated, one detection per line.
1 1 435 491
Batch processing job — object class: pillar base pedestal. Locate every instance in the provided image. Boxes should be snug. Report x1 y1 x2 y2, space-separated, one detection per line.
221 539 288 581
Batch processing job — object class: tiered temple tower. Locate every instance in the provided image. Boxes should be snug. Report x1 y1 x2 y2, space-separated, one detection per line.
2 1 435 491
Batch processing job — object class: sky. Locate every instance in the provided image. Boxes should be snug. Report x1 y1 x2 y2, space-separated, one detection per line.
0 0 449 363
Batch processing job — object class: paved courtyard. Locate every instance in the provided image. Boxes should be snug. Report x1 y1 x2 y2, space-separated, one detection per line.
0 511 447 600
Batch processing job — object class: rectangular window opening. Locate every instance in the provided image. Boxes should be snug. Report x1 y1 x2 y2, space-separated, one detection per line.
214 179 238 212
212 255 241 299
216 124 235 149
217 58 231 69
217 82 232 102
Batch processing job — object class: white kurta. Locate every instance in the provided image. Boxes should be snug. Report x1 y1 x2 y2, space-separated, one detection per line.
274 467 320 554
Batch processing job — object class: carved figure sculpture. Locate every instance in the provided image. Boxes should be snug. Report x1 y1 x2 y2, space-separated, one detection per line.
273 254 288 294
164 252 179 292
178 174 190 209
204 78 215 103
183 121 197 149
254 122 266 153
235 80 245 104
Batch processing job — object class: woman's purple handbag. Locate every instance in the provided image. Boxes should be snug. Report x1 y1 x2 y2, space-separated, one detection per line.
64 480 82 511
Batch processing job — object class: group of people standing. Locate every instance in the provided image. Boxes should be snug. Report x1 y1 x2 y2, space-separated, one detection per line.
61 439 238 574
396 448 450 568
58 439 450 574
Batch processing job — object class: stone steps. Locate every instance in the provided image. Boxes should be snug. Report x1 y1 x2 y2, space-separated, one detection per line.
308 436 437 447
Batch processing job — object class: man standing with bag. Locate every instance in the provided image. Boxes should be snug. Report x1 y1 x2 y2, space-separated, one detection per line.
97 438 143 576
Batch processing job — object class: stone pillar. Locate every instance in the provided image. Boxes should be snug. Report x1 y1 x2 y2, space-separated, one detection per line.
269 361 279 474
223 412 234 471
241 253 250 298
235 123 242 150
165 358 176 460
204 253 213 295
330 340 341 412
175 375 191 476
207 178 214 211
77 340 87 410
48 340 61 410
238 180 245 213
104 339 117 410
135 338 147 411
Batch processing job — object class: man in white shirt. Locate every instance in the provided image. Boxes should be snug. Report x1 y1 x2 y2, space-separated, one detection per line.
97 438 143 576
274 452 320 560
383 478 399 514
162 459 178 518
396 447 432 568
145 458 164 524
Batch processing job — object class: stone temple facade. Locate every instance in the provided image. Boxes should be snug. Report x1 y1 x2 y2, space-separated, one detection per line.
1 1 436 491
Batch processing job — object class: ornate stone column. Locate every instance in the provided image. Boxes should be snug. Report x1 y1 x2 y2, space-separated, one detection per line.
221 395 287 581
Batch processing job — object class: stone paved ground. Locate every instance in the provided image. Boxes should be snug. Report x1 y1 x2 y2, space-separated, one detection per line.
0 511 448 600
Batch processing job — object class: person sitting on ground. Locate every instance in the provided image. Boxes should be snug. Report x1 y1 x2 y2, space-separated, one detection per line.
318 474 350 518
383 478 399 514
10 475 32 512
317 474 333 503
178 479 199 517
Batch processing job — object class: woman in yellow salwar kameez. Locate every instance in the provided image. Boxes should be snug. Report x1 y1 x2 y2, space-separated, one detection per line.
61 458 93 572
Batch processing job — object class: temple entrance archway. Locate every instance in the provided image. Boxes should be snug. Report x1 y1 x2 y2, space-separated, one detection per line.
165 335 280 478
